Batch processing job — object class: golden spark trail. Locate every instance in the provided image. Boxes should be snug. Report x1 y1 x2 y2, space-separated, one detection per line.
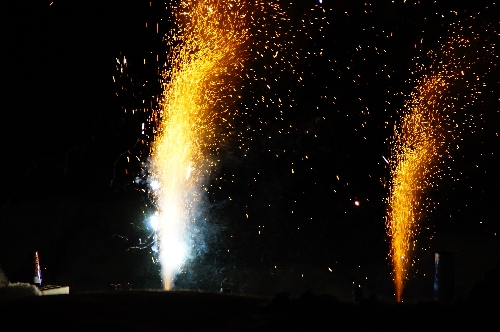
387 21 495 302
387 75 448 302
150 0 249 290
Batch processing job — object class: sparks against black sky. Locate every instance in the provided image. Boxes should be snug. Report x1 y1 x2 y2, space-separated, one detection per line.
111 0 498 299
0 0 498 301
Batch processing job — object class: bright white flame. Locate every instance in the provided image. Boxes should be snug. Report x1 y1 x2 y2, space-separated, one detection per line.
150 179 160 190
149 214 160 231
159 234 187 270
155 195 189 289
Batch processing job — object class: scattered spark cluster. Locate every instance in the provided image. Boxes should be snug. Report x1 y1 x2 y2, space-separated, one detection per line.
387 17 497 302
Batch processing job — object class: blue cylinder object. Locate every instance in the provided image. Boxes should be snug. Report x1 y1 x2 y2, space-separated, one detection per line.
434 251 455 303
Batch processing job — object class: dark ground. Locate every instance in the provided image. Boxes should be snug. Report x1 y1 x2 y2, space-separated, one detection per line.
0 289 497 331
1 259 499 331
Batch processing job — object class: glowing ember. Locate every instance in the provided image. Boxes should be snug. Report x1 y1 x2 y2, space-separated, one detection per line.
149 0 250 290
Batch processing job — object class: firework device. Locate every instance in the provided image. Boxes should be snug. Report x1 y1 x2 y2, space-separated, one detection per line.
34 251 42 286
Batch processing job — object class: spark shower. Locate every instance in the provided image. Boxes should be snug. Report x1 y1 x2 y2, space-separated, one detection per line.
141 1 495 298
148 0 249 290
387 21 495 302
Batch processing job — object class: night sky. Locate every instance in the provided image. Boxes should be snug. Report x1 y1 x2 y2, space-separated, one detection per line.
1 0 499 302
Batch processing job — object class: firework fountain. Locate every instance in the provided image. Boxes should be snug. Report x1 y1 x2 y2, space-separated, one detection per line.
387 21 495 302
148 0 250 290
387 74 448 302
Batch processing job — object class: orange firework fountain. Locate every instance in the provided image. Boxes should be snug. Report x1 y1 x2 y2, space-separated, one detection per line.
387 74 448 302
387 22 495 302
149 0 250 290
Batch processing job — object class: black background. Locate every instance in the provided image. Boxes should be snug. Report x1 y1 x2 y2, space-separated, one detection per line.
1 0 498 303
